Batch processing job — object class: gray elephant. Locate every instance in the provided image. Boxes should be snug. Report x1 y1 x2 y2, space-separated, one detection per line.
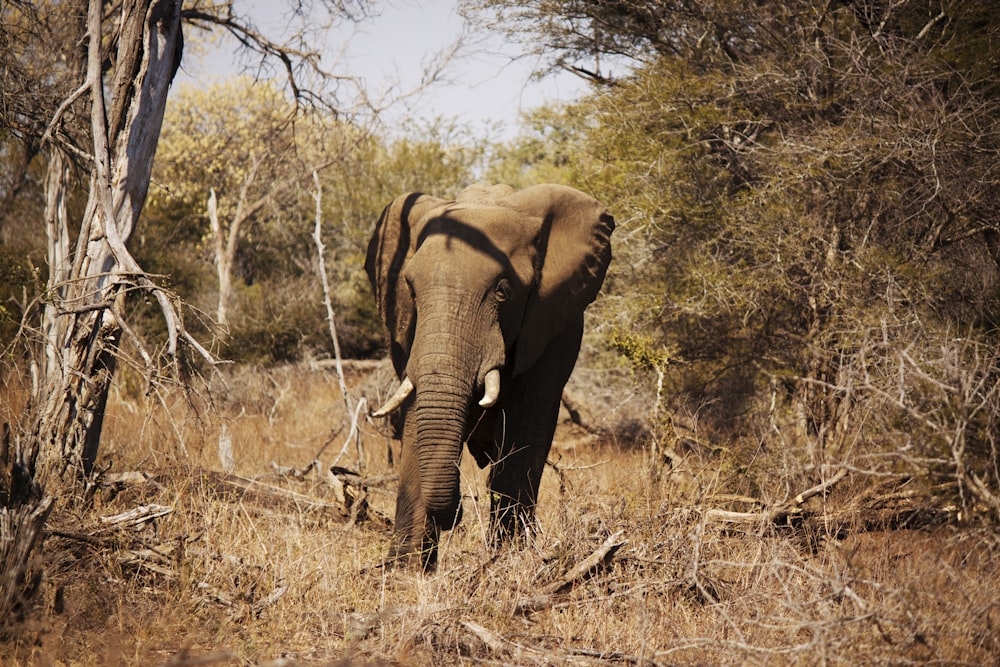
365 183 614 570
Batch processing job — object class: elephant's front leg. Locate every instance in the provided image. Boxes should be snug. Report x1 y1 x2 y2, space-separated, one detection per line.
488 322 583 544
487 419 554 544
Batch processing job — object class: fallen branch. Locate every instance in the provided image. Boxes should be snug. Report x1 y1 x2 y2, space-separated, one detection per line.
461 620 662 666
250 580 288 617
461 620 507 654
308 359 385 372
704 468 848 526
97 467 389 525
99 503 173 530
118 543 179 578
703 469 956 533
196 470 351 517
516 530 626 613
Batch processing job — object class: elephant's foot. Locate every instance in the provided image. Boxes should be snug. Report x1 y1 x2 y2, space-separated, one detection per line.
387 529 440 572
489 494 538 547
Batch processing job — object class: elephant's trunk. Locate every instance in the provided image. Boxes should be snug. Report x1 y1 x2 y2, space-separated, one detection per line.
410 371 471 524
407 302 481 526
401 287 505 549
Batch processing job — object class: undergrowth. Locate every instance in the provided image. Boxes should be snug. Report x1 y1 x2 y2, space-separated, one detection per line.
3 362 999 665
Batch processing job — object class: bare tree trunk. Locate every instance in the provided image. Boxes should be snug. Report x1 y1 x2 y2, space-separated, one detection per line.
0 423 53 627
41 150 72 386
311 172 367 473
36 0 184 480
208 188 233 328
208 156 265 330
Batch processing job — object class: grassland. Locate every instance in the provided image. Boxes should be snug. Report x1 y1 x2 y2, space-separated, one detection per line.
3 362 999 666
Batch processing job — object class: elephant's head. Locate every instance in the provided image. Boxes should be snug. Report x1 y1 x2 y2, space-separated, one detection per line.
365 183 614 567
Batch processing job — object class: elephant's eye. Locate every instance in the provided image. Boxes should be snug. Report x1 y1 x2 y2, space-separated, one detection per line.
494 279 511 303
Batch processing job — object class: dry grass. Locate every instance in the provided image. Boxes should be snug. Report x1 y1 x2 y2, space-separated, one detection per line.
3 362 999 666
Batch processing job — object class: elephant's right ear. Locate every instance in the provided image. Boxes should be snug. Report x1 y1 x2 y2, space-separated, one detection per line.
365 192 447 375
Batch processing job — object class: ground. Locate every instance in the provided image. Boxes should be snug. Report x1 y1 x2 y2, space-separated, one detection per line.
5 362 999 665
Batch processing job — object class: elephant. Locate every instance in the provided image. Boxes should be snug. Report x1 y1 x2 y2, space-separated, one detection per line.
365 183 614 570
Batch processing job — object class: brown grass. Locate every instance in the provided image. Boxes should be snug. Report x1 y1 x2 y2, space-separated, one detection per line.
3 362 999 666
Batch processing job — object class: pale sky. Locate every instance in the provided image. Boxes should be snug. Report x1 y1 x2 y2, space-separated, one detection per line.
177 0 591 141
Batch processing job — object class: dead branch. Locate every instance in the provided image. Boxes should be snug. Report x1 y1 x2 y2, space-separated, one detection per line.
704 469 958 533
515 530 626 613
461 620 507 654
99 467 382 522
118 544 179 578
312 171 350 407
966 471 1000 519
308 359 385 372
311 171 371 477
99 503 174 530
461 619 663 666
704 467 848 526
196 470 353 517
250 580 288 617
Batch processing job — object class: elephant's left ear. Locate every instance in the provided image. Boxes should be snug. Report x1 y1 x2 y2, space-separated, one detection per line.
504 184 615 376
365 192 448 374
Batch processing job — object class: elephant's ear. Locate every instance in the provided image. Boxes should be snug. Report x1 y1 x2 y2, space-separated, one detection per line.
504 184 615 376
365 192 448 376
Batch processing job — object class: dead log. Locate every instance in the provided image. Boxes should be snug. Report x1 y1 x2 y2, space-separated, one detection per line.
100 466 391 527
99 503 173 530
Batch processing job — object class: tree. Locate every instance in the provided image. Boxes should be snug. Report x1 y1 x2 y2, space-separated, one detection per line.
33 0 190 477
0 0 380 627
480 0 1000 510
153 78 318 329
462 0 702 82
7 0 378 475
147 87 485 363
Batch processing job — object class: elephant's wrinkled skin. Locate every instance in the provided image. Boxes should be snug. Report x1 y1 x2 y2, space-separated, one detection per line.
365 183 614 570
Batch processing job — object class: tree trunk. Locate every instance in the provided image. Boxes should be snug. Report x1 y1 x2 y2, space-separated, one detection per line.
36 0 184 480
0 424 53 628
208 188 233 327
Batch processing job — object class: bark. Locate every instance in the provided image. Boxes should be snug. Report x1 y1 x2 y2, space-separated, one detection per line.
0 424 53 627
36 0 184 479
207 188 233 327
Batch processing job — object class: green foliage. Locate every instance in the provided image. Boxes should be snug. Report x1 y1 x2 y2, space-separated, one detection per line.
145 86 481 365
608 329 671 374
375 118 486 197
485 104 594 187
223 279 321 364
478 0 1000 510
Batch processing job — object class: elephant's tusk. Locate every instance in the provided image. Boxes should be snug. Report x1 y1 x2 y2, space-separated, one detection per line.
479 369 501 408
371 377 414 417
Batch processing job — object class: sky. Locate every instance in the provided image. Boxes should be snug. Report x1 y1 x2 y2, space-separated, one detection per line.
176 0 591 141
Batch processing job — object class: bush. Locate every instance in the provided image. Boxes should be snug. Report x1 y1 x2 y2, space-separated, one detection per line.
222 275 383 365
